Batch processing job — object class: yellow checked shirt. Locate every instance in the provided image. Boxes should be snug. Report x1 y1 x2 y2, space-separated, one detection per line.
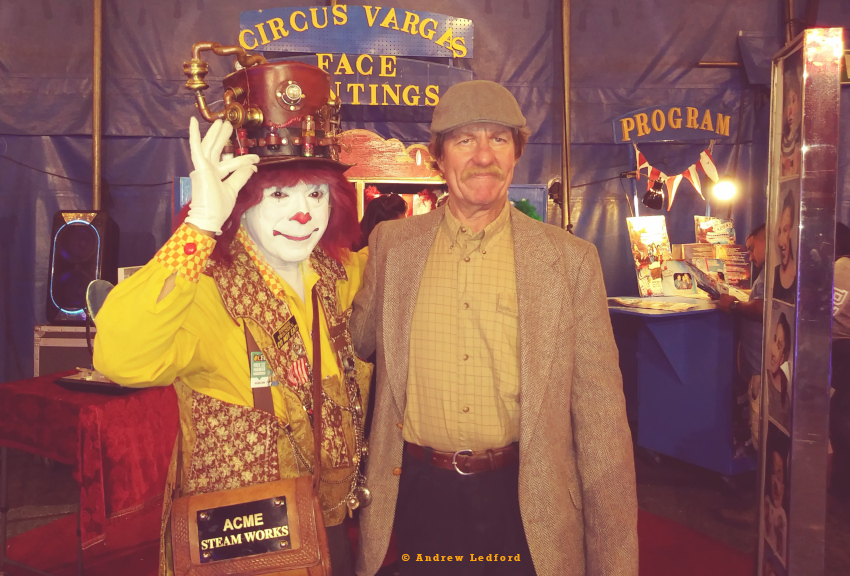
403 201 521 452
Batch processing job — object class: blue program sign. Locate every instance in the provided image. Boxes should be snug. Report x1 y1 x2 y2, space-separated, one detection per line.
240 6 474 58
612 105 731 143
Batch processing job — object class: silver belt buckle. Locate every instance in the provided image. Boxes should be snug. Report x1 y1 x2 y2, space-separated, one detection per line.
452 449 473 475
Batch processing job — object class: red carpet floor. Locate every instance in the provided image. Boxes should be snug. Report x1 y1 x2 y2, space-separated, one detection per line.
637 510 752 576
4 508 752 575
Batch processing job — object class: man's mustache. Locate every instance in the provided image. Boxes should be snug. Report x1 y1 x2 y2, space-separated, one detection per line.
461 165 505 181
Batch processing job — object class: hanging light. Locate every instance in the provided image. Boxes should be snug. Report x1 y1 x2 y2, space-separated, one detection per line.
643 179 665 210
712 177 737 201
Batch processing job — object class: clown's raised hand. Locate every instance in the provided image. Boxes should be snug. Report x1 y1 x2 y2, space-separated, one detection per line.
184 117 260 235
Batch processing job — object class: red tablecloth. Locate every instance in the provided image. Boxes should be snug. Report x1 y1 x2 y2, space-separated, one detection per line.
0 372 178 547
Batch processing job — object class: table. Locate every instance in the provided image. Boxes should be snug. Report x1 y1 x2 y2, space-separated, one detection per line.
609 297 755 476
0 372 178 549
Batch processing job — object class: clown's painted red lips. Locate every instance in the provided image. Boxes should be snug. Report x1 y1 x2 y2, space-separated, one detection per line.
274 229 318 242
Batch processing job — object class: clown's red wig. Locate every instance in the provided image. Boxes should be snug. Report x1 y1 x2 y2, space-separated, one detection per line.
177 163 360 265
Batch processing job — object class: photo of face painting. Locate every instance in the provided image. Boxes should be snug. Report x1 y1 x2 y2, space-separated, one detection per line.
771 182 798 304
762 423 790 566
779 50 803 179
766 300 794 433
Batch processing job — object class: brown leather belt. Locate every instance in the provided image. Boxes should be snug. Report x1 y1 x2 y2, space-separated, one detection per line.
405 442 519 475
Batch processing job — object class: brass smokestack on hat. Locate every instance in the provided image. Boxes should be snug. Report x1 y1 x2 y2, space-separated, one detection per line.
430 80 526 134
184 41 349 171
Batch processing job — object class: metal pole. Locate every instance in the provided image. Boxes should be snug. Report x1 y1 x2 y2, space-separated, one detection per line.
1 446 8 576
560 0 572 233
784 0 795 44
92 0 102 211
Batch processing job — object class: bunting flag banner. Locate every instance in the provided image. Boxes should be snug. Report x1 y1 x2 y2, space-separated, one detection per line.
698 150 719 183
682 164 704 199
635 144 650 181
647 167 665 192
632 144 719 209
665 174 683 211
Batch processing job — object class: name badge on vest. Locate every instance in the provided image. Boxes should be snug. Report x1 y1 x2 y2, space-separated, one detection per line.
250 352 278 388
273 317 299 350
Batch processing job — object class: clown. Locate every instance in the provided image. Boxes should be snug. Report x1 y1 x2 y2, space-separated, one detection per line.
93 65 369 574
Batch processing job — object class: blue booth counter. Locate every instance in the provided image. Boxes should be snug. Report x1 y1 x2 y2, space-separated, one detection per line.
609 297 755 476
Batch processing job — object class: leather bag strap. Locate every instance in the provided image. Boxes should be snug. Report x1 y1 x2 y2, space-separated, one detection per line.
311 286 323 492
242 288 323 492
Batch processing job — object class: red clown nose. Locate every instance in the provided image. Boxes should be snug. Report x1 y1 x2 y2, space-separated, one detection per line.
291 212 312 225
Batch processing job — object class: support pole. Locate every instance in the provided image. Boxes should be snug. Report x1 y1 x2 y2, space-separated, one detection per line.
559 0 572 233
92 0 102 210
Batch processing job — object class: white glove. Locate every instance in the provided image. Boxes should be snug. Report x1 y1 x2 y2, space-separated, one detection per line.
184 117 260 235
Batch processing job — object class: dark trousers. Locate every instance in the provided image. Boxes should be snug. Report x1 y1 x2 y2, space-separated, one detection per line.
394 447 536 576
831 340 850 498
327 522 354 576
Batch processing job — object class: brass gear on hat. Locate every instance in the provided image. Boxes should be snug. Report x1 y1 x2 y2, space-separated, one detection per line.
184 41 351 172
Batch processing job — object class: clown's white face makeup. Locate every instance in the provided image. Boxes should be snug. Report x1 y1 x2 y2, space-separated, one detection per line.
244 181 330 273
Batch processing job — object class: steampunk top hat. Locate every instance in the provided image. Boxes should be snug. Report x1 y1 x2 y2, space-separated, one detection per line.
184 42 347 170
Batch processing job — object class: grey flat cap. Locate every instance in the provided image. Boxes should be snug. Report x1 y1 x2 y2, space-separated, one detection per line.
431 80 526 134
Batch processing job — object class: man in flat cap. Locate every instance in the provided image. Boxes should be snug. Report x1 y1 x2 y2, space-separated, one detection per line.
351 80 638 576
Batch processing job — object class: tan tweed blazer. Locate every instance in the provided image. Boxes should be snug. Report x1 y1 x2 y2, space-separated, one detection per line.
350 205 638 576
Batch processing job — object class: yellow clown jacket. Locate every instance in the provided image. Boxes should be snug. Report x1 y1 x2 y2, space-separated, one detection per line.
93 224 372 534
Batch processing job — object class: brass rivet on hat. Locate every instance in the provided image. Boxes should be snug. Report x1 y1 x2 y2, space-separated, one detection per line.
284 82 303 103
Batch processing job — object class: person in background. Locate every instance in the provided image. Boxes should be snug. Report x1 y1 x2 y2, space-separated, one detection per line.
356 193 408 251
351 80 637 576
830 222 850 501
717 224 766 527
718 224 766 451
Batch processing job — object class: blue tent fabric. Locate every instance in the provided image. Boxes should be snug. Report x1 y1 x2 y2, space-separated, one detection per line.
1 0 849 382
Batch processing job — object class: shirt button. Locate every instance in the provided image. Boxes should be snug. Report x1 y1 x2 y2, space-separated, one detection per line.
481 249 487 255
392 467 402 476
462 354 469 361
463 256 470 262
460 226 467 233
184 242 197 255
462 302 469 310
462 406 470 413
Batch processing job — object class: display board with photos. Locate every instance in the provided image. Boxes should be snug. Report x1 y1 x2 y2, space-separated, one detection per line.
628 215 750 297
694 216 736 245
626 216 672 297
756 28 843 576
759 43 803 576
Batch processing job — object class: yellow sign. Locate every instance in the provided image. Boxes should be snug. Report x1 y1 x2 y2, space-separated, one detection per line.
614 106 731 143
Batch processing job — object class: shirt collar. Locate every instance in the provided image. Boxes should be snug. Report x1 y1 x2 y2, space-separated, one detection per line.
236 227 318 300
442 199 511 254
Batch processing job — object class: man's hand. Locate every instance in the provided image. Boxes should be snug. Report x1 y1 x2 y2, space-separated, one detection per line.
184 117 260 235
717 293 738 313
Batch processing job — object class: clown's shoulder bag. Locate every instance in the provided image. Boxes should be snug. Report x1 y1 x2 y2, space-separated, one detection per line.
170 288 331 576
